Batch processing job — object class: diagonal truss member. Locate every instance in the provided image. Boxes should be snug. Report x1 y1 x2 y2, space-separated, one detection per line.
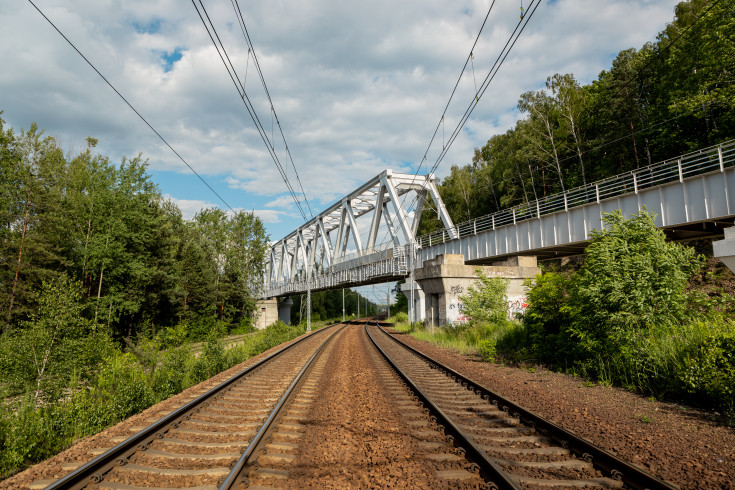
266 170 455 290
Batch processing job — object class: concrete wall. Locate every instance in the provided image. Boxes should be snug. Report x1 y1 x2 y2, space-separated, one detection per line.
414 254 539 326
254 298 278 330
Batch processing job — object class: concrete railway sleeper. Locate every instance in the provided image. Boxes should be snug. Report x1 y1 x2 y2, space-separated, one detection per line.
367 324 677 490
41 324 344 490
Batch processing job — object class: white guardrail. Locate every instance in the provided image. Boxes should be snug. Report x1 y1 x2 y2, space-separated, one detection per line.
417 140 735 248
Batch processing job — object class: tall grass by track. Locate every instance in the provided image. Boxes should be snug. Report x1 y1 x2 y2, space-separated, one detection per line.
0 321 307 480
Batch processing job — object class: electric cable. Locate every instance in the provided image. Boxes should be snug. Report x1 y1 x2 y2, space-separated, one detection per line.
193 0 308 220
230 0 314 219
402 0 541 222
26 0 236 212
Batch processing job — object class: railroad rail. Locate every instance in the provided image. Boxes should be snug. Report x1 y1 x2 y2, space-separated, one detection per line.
45 323 344 489
367 324 677 489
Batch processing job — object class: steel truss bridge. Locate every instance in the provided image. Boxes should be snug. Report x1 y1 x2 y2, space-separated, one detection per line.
261 140 735 299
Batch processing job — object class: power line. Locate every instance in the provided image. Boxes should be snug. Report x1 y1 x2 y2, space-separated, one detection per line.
229 0 314 219
192 0 308 220
402 0 541 221
427 0 542 175
26 0 236 212
414 0 498 179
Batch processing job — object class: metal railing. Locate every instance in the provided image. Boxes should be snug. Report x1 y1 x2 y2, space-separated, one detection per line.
265 244 409 297
417 140 735 248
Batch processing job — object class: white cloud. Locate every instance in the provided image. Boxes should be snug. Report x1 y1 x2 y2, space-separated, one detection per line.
164 195 215 220
1 0 680 240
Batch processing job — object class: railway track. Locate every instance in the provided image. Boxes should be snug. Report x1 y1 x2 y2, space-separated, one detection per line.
41 323 345 489
22 319 683 488
367 323 677 489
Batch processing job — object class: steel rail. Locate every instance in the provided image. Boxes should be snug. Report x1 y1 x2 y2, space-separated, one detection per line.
220 323 346 488
46 325 334 489
365 325 520 490
376 325 677 489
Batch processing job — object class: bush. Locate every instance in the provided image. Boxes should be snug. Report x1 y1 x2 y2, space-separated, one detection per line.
477 339 497 361
569 209 702 355
460 270 509 328
678 330 735 415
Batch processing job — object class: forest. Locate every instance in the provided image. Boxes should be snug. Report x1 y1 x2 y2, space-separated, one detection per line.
418 0 734 233
0 122 269 339
0 116 281 476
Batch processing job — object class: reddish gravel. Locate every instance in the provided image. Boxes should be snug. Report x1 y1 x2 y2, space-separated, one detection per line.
287 324 486 488
387 328 735 489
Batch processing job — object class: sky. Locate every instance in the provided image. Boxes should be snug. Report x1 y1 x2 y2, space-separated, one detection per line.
1 0 680 304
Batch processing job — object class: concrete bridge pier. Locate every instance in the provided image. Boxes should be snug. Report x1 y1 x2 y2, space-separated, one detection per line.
278 297 293 325
714 227 735 273
255 298 278 329
255 297 294 329
400 280 426 323
414 254 540 326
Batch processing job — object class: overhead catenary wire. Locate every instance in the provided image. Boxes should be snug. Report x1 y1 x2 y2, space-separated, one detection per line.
192 0 308 221
427 0 542 176
26 0 236 213
412 0 498 185
229 0 314 219
401 0 541 221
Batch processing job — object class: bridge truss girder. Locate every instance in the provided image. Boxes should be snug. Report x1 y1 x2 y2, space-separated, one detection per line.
264 170 455 297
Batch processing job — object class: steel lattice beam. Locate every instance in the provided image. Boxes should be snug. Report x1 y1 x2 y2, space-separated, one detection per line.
264 170 452 296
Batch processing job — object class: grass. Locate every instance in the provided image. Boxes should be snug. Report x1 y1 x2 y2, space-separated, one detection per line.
389 312 521 358
0 321 306 480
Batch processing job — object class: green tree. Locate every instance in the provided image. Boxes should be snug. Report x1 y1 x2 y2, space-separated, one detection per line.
0 274 112 400
460 270 509 328
569 209 703 353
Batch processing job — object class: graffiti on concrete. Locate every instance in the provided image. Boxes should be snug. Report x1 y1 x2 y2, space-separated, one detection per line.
449 285 464 296
507 295 529 317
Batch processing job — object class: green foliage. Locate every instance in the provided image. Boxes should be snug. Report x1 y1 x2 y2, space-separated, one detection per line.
510 209 733 417
418 0 735 236
0 274 114 399
460 270 509 328
677 329 735 414
569 209 702 354
477 339 496 362
0 114 269 339
0 319 306 478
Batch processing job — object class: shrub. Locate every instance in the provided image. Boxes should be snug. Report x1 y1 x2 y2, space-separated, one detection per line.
460 270 509 328
569 209 702 355
678 330 735 414
477 339 496 361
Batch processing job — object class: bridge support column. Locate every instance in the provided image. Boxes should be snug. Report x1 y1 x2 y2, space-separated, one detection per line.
713 227 735 273
255 298 278 330
400 280 426 323
278 297 293 325
415 254 540 326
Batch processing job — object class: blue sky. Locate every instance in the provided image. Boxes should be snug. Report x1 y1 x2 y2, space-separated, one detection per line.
0 0 680 303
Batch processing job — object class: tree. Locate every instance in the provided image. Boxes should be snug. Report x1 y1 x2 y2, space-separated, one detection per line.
518 89 568 194
546 73 589 186
0 274 112 401
460 270 509 328
569 209 703 352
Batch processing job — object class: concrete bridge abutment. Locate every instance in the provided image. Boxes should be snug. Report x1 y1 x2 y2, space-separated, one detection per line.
713 227 735 273
255 298 278 329
254 297 293 329
413 254 540 326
